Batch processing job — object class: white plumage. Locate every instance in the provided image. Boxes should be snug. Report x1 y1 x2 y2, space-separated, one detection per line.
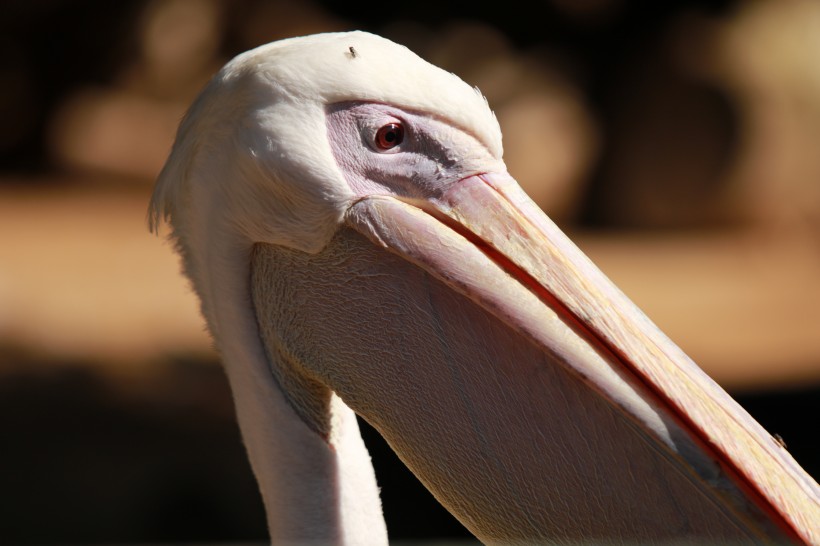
151 31 819 545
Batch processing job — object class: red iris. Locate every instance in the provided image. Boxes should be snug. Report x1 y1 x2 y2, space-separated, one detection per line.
375 123 404 150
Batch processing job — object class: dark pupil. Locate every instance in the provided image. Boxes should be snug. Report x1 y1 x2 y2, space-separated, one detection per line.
377 123 403 149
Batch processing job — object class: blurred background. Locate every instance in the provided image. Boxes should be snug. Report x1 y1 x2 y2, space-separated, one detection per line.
1 0 819 543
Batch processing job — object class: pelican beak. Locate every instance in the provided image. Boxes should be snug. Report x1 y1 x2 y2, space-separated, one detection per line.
343 172 816 544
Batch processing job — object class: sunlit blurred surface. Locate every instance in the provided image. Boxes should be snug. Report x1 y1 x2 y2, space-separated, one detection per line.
2 182 818 390
1 0 818 543
0 182 209 369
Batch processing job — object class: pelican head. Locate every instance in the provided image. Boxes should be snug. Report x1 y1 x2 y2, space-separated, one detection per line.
150 31 819 544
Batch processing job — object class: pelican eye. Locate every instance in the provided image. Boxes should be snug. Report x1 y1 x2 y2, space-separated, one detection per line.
375 123 404 150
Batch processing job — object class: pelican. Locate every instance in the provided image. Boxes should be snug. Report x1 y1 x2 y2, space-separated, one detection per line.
149 31 819 544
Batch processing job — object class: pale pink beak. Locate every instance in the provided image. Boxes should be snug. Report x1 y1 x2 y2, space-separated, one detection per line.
343 172 818 544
